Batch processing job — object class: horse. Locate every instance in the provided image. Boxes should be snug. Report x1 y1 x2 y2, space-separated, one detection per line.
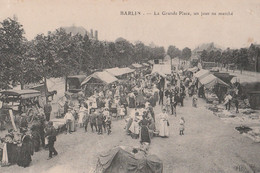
47 90 57 100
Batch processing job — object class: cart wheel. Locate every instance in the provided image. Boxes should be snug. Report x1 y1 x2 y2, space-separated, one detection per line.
26 108 35 123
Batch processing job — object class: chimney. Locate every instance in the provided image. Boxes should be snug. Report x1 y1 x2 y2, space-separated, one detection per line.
90 29 94 39
95 30 98 40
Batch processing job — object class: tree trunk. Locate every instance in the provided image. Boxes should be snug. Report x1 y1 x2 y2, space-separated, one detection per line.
20 83 24 90
65 75 68 92
44 76 48 104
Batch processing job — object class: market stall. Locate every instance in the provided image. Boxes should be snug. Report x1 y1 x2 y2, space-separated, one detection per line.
199 74 230 103
105 67 135 79
151 64 171 77
81 71 118 97
194 69 210 80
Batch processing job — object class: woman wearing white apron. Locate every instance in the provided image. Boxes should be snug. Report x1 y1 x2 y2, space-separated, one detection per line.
159 108 169 137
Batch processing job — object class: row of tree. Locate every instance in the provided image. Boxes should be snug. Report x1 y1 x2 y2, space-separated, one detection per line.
167 45 192 61
200 45 260 72
0 18 166 90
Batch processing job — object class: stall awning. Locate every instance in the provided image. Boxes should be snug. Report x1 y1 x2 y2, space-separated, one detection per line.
187 67 199 73
142 63 149 67
194 69 210 79
151 64 171 76
105 67 135 77
130 63 143 69
81 71 118 86
148 60 154 65
200 74 229 89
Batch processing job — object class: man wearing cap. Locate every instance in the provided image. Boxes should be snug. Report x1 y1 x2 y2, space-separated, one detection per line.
64 108 74 134
45 121 58 160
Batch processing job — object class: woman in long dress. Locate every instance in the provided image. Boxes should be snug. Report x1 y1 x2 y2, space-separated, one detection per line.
159 108 169 137
78 103 87 128
17 135 34 168
129 112 141 138
139 114 151 144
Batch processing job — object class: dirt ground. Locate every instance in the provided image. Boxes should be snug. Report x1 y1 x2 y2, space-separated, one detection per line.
1 95 260 173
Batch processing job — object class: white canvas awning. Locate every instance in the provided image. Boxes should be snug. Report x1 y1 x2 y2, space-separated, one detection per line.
105 67 135 77
131 63 143 68
187 67 199 73
142 63 149 67
151 64 171 76
81 71 118 86
194 69 210 79
200 74 229 89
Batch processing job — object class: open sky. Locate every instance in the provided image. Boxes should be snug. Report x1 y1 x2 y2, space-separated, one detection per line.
0 0 260 50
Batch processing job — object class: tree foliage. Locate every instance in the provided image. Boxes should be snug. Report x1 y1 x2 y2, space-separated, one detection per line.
0 18 166 89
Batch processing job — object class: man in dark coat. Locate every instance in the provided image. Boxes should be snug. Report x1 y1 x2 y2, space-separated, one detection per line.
159 89 164 105
96 110 104 135
45 121 58 160
64 101 69 115
44 102 52 121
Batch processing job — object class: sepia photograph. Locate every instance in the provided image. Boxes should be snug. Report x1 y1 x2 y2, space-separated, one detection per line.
0 0 260 172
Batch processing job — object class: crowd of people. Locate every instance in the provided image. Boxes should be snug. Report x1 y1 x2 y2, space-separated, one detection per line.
2 65 242 168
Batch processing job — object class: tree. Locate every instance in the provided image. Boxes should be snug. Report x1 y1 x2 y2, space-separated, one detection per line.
181 47 191 61
249 44 260 72
236 48 249 74
167 45 181 58
0 17 41 89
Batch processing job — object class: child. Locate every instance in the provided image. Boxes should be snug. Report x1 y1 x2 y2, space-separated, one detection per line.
192 94 198 107
179 117 185 136
119 105 126 119
104 112 112 135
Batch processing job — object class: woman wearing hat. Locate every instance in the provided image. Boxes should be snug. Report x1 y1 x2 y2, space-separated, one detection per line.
1 133 17 166
158 107 169 137
138 113 151 144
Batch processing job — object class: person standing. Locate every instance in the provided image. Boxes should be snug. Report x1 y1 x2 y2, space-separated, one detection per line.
234 97 239 113
64 108 74 134
104 108 111 135
96 110 104 135
224 93 232 110
45 121 58 160
84 110 90 132
78 103 87 128
179 117 185 136
90 109 97 132
64 101 69 116
139 114 151 144
159 89 164 105
44 102 52 122
159 108 169 137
